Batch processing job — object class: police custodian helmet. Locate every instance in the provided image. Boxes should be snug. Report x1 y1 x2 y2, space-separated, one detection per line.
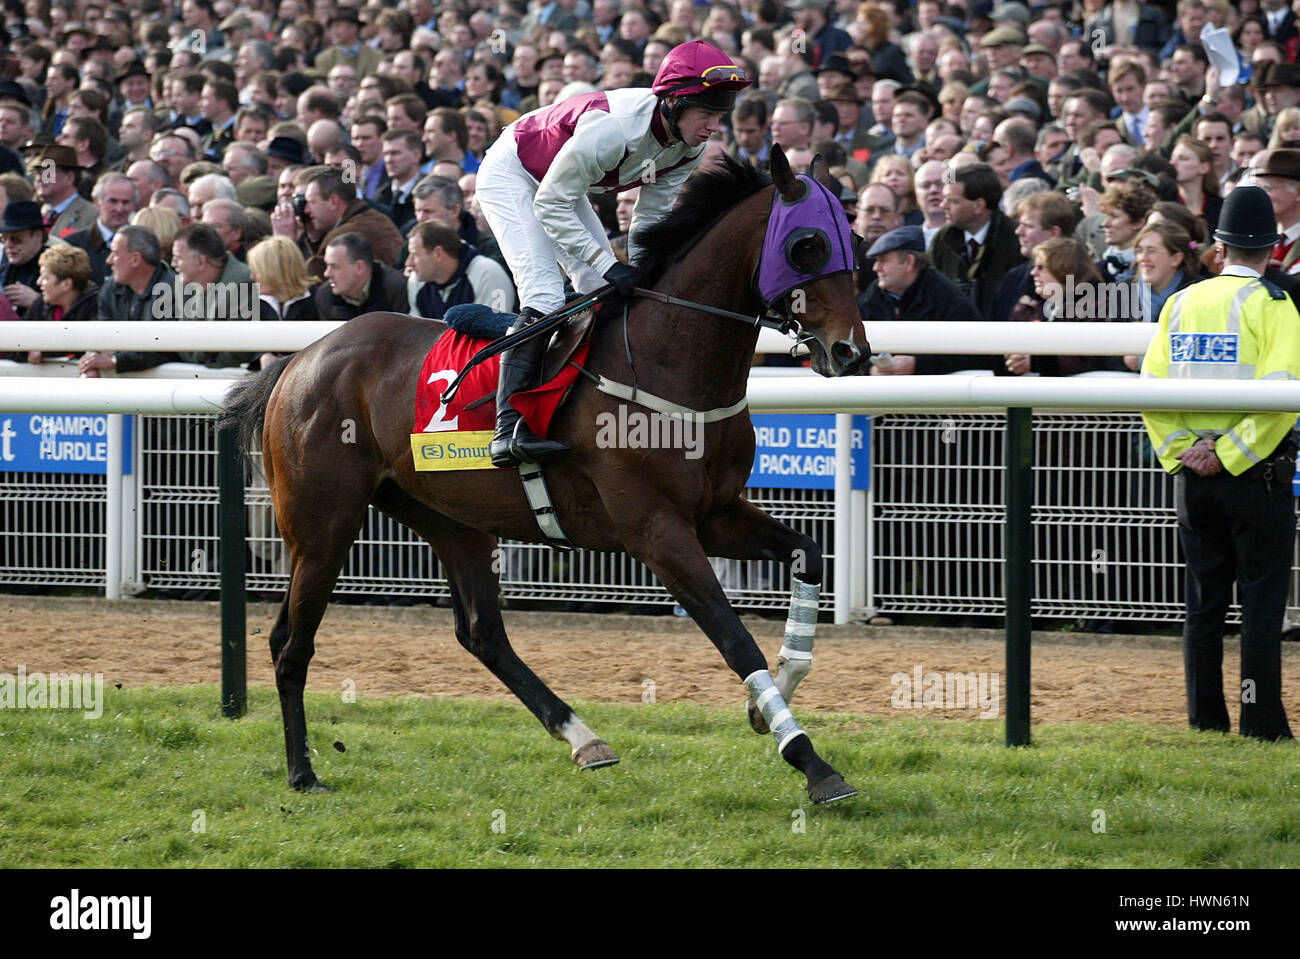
1214 184 1281 249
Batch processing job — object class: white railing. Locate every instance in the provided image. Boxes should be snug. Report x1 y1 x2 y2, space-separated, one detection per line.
0 319 1158 356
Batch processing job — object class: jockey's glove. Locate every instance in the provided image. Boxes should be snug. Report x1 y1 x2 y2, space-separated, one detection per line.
603 262 639 297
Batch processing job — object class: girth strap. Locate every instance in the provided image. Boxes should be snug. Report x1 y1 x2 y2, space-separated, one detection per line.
592 374 749 423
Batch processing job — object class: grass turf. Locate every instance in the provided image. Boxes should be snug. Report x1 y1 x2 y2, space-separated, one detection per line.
1 685 1297 868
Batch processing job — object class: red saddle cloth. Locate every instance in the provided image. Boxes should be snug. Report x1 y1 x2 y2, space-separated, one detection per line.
414 329 589 435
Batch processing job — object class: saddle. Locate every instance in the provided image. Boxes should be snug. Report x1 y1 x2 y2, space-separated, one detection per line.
442 302 597 404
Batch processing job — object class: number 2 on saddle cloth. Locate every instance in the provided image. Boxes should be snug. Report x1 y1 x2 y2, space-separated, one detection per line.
411 327 591 471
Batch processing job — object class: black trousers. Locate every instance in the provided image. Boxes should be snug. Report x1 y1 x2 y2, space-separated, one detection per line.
1177 460 1296 740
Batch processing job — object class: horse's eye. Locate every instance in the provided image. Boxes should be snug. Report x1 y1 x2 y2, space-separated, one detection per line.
786 229 831 275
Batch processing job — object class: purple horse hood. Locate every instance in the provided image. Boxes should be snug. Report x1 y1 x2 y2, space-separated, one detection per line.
757 174 856 308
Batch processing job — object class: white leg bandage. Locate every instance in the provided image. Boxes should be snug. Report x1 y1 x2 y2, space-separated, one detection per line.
775 578 818 703
744 669 805 755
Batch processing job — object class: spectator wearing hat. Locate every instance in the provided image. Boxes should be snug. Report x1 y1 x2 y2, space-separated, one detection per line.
727 96 771 172
114 61 155 127
214 13 255 67
969 28 1027 97
1020 43 1057 83
813 53 857 102
0 199 51 313
32 145 97 240
1251 61 1300 142
63 173 137 287
265 136 310 181
858 225 990 375
314 7 383 79
1141 184 1300 742
1254 148 1300 274
825 83 872 160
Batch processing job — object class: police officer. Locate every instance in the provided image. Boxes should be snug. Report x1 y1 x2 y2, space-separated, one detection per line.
1142 185 1300 741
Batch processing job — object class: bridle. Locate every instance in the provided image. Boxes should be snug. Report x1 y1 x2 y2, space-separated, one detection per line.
440 174 852 404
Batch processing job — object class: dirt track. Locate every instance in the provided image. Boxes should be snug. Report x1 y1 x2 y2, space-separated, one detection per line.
5 596 1300 728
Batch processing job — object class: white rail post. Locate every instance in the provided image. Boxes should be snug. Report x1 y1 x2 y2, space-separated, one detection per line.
105 413 123 600
834 412 852 624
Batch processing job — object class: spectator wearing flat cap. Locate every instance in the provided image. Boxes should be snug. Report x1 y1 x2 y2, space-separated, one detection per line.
969 28 1029 97
857 225 993 375
314 8 383 79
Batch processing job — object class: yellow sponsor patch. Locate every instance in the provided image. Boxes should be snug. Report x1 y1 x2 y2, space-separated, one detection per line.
410 430 496 471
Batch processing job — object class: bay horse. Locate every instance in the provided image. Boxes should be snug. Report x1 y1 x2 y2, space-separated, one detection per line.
223 146 871 804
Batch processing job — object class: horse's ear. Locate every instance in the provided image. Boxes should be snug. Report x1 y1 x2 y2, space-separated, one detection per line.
769 144 803 202
808 154 838 197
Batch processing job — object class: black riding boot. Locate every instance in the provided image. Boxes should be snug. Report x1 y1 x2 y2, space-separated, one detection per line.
489 310 571 468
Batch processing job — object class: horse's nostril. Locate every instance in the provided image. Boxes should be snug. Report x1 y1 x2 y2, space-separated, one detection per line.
831 339 861 369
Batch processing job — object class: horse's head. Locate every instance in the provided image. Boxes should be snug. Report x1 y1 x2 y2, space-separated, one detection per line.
759 146 871 377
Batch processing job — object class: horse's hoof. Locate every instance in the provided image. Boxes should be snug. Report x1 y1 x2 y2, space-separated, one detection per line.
747 698 770 735
573 739 620 770
291 776 331 793
807 773 857 805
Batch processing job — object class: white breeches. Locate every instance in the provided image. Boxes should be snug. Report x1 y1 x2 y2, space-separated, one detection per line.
475 130 615 315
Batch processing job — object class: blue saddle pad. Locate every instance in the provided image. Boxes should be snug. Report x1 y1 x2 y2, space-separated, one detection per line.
443 303 516 339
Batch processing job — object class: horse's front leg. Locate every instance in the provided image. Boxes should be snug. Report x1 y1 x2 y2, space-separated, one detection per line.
620 508 855 804
699 499 822 735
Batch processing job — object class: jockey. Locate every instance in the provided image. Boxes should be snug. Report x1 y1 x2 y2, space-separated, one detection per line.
475 40 751 468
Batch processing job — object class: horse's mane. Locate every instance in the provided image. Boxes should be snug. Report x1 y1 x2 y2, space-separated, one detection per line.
633 152 772 289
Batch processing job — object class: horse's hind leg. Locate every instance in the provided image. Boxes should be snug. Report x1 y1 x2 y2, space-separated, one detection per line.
371 485 619 770
700 499 823 735
615 506 854 804
268 470 374 792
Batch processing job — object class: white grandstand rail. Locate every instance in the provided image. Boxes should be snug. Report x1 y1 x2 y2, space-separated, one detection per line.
0 320 1157 355
1 374 1298 417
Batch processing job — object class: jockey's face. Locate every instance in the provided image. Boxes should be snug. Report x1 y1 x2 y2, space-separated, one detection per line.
675 104 726 147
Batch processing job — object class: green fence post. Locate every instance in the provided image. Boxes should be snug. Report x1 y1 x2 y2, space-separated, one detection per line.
217 420 247 718
1006 407 1032 746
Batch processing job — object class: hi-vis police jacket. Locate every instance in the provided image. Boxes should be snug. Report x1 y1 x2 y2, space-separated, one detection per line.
1141 266 1300 475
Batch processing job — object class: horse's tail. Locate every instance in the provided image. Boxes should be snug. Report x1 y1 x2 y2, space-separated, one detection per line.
218 355 292 458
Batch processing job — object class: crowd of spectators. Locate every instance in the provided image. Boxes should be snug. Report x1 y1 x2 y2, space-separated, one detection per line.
0 0 1291 382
